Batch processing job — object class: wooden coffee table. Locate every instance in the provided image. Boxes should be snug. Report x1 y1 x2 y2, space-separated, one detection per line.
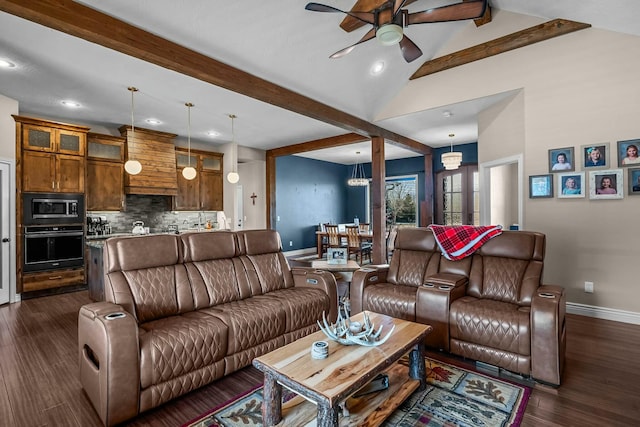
252 312 432 427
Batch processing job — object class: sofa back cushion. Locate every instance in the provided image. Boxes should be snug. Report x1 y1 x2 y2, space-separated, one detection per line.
181 231 252 308
387 227 440 287
103 234 192 323
238 230 294 294
468 231 545 305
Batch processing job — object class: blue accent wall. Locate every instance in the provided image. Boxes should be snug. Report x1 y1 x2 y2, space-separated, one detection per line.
275 156 349 250
276 142 477 251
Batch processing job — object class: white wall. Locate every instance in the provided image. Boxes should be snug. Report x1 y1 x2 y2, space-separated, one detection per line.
0 94 18 159
379 11 640 314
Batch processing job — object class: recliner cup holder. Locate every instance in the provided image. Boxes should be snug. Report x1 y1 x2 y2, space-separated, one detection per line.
104 312 126 320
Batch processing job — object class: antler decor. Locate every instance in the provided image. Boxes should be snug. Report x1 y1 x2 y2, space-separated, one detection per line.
317 308 395 347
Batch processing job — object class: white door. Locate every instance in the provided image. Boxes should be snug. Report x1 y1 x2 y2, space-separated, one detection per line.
235 184 244 230
0 162 11 304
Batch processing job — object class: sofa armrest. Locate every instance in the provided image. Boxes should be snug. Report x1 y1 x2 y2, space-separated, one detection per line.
531 284 566 386
78 302 140 427
416 273 468 351
350 266 389 315
292 268 338 323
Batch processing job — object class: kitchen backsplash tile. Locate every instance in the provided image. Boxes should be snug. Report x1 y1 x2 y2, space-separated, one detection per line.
88 195 219 233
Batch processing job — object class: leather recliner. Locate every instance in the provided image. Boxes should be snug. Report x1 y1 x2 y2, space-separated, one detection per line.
351 227 566 386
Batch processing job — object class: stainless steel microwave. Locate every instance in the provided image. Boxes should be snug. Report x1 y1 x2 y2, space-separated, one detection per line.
23 193 84 225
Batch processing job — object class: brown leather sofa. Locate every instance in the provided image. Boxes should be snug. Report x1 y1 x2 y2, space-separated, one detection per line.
78 229 338 426
350 227 566 386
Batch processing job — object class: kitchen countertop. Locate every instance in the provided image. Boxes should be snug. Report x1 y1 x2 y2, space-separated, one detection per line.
85 229 225 247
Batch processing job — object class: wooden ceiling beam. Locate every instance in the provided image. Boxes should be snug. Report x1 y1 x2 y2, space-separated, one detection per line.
268 133 368 157
410 19 591 80
463 0 492 27
0 0 430 154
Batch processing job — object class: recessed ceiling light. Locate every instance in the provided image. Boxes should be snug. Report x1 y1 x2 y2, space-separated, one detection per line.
207 130 220 137
370 60 385 75
61 100 81 108
146 118 162 125
0 59 16 68
443 111 453 118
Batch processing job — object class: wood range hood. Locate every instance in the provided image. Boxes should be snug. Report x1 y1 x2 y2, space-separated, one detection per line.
118 125 178 196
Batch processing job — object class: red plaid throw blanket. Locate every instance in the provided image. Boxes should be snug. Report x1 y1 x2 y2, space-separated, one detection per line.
428 225 503 261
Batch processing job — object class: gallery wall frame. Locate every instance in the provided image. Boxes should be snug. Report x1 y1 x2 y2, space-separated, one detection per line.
628 167 640 196
581 143 610 169
529 174 553 198
589 169 623 200
548 147 575 173
557 172 585 198
617 139 640 167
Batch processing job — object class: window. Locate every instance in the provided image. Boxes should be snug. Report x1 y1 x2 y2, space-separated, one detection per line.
435 165 479 225
368 175 418 228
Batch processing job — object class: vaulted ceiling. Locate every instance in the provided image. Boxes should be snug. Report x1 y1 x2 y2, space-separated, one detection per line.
0 1 639 164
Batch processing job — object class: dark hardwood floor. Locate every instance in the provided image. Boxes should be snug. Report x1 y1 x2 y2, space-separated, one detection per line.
1 290 639 427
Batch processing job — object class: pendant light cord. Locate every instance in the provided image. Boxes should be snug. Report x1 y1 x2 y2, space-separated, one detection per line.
186 102 193 167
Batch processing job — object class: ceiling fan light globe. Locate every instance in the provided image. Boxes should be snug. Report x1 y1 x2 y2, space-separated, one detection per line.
227 171 240 184
182 166 197 180
376 24 403 46
124 159 142 175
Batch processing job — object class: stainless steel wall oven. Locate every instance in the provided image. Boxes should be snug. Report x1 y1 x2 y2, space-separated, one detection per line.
23 225 84 272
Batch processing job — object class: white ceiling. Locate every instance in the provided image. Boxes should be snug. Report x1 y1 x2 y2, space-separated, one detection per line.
1 1 639 165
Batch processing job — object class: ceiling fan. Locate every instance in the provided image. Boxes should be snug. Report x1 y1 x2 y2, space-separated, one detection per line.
305 0 488 62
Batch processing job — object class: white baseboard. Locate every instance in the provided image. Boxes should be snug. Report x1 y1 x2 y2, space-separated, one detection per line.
567 302 640 325
283 247 316 257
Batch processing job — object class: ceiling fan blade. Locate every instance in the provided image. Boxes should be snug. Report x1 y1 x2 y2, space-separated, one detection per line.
305 2 375 25
407 0 487 25
330 28 376 59
399 35 423 62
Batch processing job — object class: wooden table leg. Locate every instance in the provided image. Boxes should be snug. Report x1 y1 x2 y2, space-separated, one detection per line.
317 403 339 427
262 372 282 426
409 342 426 390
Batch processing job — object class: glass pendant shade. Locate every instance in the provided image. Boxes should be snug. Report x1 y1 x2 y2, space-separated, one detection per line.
124 159 142 175
442 151 463 170
182 166 197 180
227 171 240 184
125 87 142 175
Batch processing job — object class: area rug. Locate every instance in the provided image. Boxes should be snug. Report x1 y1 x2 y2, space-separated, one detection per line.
183 357 530 427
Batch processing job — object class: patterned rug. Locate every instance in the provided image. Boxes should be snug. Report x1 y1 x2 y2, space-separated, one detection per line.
183 357 530 427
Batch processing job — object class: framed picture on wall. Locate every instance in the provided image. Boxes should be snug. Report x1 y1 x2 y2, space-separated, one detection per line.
327 248 347 264
581 143 610 169
548 147 575 172
589 169 623 199
628 168 640 195
557 172 585 198
617 139 640 167
529 174 553 198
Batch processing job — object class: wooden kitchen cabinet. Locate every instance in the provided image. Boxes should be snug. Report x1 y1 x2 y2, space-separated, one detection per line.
174 148 223 211
15 116 88 193
87 133 125 211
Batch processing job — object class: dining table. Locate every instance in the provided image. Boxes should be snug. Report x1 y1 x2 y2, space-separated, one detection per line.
315 230 373 258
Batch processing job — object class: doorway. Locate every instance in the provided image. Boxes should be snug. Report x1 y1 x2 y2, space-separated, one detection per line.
0 160 15 305
435 165 479 225
479 154 523 228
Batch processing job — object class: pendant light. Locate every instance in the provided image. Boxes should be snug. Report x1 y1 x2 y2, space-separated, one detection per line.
347 151 368 186
124 86 142 175
442 133 462 170
226 114 240 184
182 102 197 180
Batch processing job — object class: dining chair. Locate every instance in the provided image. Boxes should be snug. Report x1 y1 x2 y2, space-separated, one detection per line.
345 225 371 264
324 224 343 248
319 223 331 256
358 222 371 233
385 225 398 263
